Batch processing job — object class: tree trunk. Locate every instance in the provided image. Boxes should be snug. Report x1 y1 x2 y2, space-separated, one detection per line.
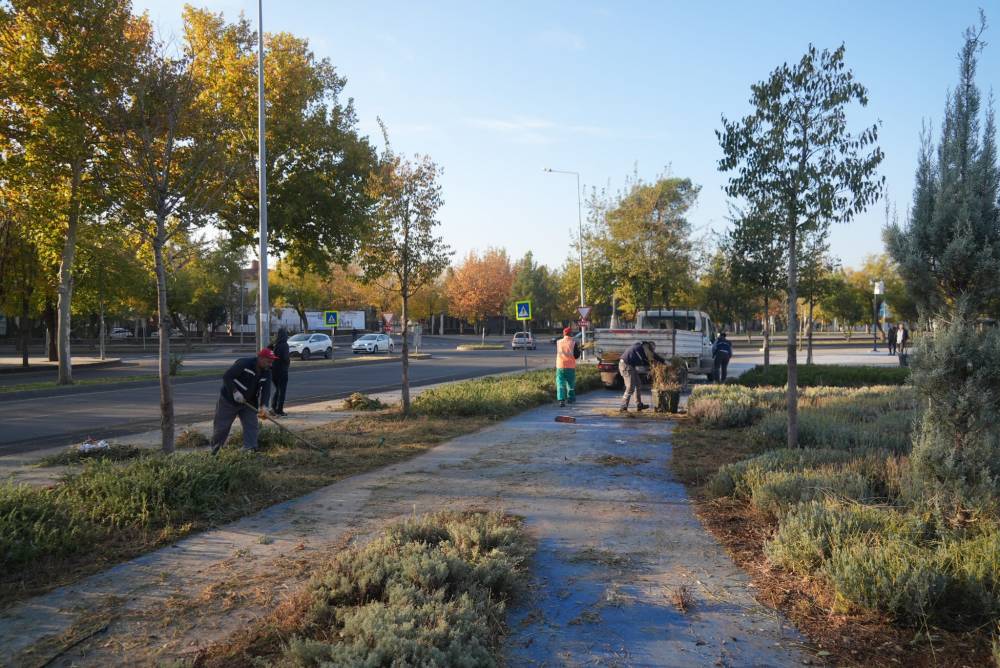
806 298 814 365
786 222 799 450
20 293 30 368
44 299 57 361
154 223 175 453
763 295 771 368
401 292 411 415
56 161 83 385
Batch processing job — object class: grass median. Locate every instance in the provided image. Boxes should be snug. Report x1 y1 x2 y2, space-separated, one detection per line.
672 383 996 666
733 363 910 387
0 367 596 607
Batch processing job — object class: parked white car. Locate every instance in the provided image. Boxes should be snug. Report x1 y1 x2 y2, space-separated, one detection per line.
109 327 133 339
511 332 535 350
288 332 333 360
351 333 394 354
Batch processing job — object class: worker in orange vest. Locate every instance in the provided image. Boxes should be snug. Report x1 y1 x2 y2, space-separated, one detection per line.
555 326 582 407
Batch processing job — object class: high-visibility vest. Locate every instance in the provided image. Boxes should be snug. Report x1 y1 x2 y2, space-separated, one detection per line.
556 336 576 369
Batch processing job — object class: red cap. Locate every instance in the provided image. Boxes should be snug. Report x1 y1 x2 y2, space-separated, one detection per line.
563 327 572 336
257 347 278 360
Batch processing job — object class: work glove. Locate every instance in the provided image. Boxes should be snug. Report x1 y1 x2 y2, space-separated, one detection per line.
258 407 271 421
233 390 245 404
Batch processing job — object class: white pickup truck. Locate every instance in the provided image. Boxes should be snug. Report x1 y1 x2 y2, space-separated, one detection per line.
594 309 718 388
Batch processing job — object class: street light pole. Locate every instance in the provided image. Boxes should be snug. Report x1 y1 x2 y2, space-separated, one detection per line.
256 0 270 350
872 279 884 352
544 168 587 360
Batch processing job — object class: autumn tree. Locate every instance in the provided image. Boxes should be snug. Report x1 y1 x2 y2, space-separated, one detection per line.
356 129 451 415
0 0 148 384
725 204 786 367
796 230 838 364
584 174 699 318
508 252 556 330
447 248 515 338
183 7 376 275
718 44 884 448
107 27 233 453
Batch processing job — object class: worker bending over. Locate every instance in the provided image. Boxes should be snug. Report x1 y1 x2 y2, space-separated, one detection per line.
210 348 276 454
619 340 665 412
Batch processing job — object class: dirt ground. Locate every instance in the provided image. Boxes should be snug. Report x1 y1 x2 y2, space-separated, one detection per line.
0 390 813 667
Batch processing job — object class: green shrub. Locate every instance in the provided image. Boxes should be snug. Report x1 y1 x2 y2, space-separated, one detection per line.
686 385 784 428
707 448 856 499
823 526 1000 629
39 443 145 467
412 367 600 418
908 316 1000 504
765 500 930 575
0 483 100 567
750 410 913 454
58 451 267 530
750 469 871 519
272 511 530 667
736 364 910 387
824 525 1000 628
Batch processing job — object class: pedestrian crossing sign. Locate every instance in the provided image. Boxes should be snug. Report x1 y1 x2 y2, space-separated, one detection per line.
515 300 532 321
324 310 339 327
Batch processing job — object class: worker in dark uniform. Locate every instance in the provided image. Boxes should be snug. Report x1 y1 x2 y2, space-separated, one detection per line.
619 340 665 412
712 331 733 382
269 328 291 416
210 348 276 454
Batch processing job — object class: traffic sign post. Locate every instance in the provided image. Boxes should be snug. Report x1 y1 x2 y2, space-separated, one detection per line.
515 301 532 321
323 310 339 328
514 300 532 369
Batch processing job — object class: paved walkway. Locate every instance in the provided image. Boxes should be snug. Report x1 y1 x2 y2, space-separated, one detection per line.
0 389 809 667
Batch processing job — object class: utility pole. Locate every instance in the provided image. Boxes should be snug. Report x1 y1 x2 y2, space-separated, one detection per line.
256 0 270 350
544 168 587 360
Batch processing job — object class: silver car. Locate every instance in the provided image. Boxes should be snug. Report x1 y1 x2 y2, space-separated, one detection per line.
287 332 333 360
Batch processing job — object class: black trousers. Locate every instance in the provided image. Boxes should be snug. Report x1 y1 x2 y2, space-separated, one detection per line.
713 354 731 382
271 370 289 412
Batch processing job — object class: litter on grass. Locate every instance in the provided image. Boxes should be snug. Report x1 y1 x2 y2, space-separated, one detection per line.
77 438 110 452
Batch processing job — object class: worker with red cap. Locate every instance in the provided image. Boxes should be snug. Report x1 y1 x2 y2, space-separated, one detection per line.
555 326 581 407
210 348 277 453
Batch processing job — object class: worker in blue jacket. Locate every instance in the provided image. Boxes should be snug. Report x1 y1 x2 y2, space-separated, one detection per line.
210 348 276 454
712 332 733 382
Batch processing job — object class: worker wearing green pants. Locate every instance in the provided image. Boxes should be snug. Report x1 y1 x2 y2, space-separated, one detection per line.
555 327 581 407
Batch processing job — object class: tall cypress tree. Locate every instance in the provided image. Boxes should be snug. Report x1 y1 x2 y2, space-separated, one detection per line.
886 14 1000 317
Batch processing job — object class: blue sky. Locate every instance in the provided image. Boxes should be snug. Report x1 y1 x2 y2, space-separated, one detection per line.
134 1 999 272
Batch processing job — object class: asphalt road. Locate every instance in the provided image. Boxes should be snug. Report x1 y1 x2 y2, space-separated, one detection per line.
0 339 560 455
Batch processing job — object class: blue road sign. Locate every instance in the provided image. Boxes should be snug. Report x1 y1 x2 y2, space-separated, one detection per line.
515 300 532 321
324 310 339 327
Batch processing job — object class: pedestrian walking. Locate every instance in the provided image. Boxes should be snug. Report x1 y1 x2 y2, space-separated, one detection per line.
619 340 665 412
210 348 276 454
712 331 733 382
896 322 910 366
555 327 581 407
886 321 896 355
269 327 291 416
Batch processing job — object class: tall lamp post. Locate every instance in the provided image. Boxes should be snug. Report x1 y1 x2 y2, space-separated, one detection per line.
544 168 586 360
256 0 270 349
872 279 884 352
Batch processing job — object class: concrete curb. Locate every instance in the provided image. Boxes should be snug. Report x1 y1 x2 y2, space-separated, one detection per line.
0 359 125 375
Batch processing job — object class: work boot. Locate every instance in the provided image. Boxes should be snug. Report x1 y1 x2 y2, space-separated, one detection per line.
637 403 648 412
619 405 628 413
